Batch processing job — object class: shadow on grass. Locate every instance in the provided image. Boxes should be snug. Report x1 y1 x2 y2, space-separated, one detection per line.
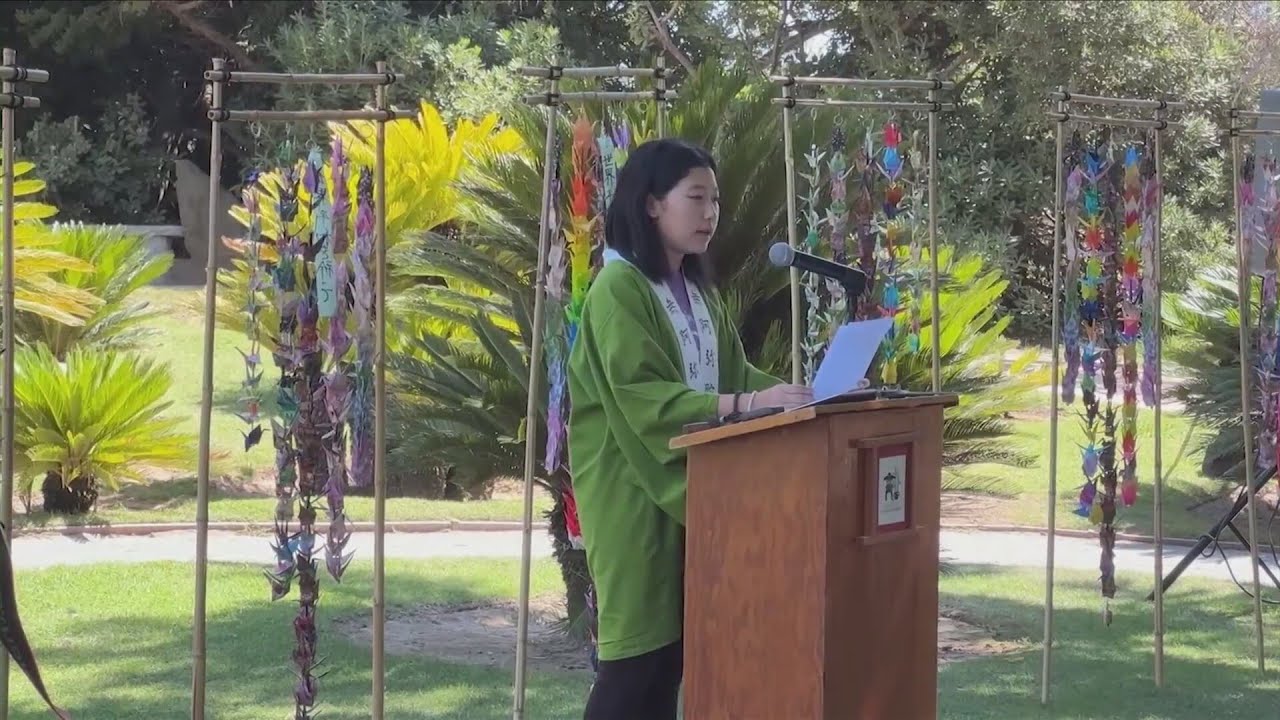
9 559 1275 719
212 379 281 417
10 472 273 531
107 473 272 507
8 560 590 720
995 470 1232 541
938 565 1279 719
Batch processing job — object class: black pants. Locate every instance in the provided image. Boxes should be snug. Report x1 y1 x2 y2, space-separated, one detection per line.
583 640 683 720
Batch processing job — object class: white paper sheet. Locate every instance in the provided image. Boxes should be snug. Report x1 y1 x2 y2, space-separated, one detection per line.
810 317 894 403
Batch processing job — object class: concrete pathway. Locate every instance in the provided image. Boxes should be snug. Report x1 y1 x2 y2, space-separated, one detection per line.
941 529 1263 586
8 529 550 570
8 528 1269 589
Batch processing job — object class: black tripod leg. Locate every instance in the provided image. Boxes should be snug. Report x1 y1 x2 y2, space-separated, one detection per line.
1147 532 1218 601
1148 466 1278 601
1223 520 1280 591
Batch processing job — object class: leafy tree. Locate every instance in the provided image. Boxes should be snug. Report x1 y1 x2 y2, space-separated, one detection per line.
255 1 557 163
1 0 305 223
667 0 1270 342
17 93 166 224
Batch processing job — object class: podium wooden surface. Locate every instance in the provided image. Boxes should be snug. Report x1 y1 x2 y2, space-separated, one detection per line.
671 392 959 720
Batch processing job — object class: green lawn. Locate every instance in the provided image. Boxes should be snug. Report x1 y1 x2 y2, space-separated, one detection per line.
949 408 1239 541
31 286 1242 544
940 565 1279 719
12 491 551 531
10 287 552 531
5 559 1274 718
9 558 583 719
135 286 276 476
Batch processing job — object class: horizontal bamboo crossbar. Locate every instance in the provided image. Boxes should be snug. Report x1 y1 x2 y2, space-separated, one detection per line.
773 98 955 112
1232 109 1280 120
0 94 39 109
1231 128 1280 137
208 108 408 122
518 65 661 79
1046 111 1180 130
1048 91 1186 110
0 66 49 84
522 90 675 105
204 70 396 86
770 75 953 91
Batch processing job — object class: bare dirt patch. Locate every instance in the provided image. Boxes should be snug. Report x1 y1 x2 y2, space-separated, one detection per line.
337 595 593 674
942 492 1012 526
937 612 1026 664
336 597 1023 673
1185 482 1280 533
1008 408 1056 421
489 477 552 503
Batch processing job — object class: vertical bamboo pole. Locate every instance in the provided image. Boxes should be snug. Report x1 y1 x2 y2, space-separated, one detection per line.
1151 109 1165 687
192 55 224 720
1041 90 1068 707
781 70 802 384
1231 111 1267 673
927 80 942 392
0 47 16 718
513 52 560 720
372 61 389 719
655 55 667 138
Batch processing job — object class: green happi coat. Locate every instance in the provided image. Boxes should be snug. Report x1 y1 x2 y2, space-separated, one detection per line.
567 256 779 661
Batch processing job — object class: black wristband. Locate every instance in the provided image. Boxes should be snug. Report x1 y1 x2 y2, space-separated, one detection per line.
732 392 742 414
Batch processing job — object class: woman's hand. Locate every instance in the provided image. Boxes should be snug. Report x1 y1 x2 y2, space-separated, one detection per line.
753 383 814 410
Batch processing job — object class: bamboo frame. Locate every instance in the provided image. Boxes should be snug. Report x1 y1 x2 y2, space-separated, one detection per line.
770 74 956 91
202 69 396 86
1045 111 1184 131
772 98 957 112
0 65 48 84
373 59 391 719
1227 106 1269 674
192 58 397 720
1047 91 1188 111
0 94 39 109
518 64 660 79
775 72 951 392
1231 109 1280 120
512 53 672 720
1041 89 1179 705
209 109 407 123
0 47 47 720
523 90 679 105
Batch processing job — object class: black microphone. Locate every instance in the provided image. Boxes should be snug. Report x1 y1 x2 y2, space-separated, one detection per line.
768 242 867 297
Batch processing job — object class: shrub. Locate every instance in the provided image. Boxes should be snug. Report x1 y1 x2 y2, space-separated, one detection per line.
12 222 171 358
13 345 195 515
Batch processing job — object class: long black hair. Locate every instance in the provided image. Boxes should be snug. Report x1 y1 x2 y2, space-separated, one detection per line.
605 137 716 285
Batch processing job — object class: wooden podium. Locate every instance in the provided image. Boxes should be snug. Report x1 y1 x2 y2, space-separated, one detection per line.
671 391 958 720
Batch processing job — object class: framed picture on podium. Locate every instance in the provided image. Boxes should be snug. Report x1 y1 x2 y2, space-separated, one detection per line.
853 433 916 542
874 442 911 532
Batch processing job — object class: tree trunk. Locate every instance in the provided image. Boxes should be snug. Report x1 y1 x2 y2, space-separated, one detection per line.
41 471 98 515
